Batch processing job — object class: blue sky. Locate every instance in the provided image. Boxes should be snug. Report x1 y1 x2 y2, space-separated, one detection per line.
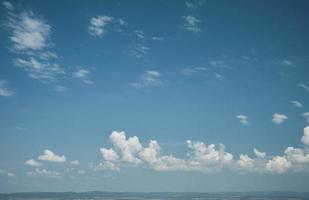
0 0 309 193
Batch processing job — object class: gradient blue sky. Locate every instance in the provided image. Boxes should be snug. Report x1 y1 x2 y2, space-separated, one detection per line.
0 0 309 193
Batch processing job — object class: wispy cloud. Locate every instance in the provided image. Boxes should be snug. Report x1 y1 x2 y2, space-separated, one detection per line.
27 168 61 178
88 16 113 37
0 168 15 178
151 36 164 41
130 70 162 88
0 80 15 97
185 1 204 9
182 15 201 33
73 67 94 85
299 83 309 92
2 1 14 10
88 15 126 37
4 5 66 84
291 100 303 108
236 115 249 125
181 67 207 76
272 113 288 124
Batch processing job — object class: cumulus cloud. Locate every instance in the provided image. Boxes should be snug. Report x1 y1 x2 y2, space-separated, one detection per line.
291 100 303 108
272 113 288 124
96 127 309 174
0 80 15 97
182 15 201 33
236 115 249 125
27 168 61 178
185 1 204 9
73 68 94 85
25 159 42 167
38 149 66 162
130 70 162 88
301 126 309 146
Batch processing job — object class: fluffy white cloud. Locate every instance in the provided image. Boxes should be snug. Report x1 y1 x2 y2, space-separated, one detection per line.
38 149 66 162
236 115 249 125
301 126 309 145
182 15 201 33
27 168 61 178
130 70 162 88
100 148 118 162
25 159 42 167
0 80 15 97
266 156 291 174
272 113 288 124
96 127 309 174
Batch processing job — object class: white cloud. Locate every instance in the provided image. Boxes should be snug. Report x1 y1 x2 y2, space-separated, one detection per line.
181 67 207 76
128 43 149 58
272 113 288 124
14 57 65 81
3 1 14 10
291 100 303 108
266 156 291 174
100 148 119 162
281 59 294 66
236 115 249 125
299 83 309 92
134 30 145 39
7 172 15 177
0 168 15 178
302 112 309 124
254 148 266 159
25 159 42 167
151 36 164 41
185 1 203 9
70 160 79 165
9 12 51 51
182 15 201 33
301 126 309 146
27 168 61 178
0 80 15 97
130 70 162 88
6 10 65 83
38 149 66 162
96 126 309 174
77 170 85 174
74 68 94 85
88 16 113 37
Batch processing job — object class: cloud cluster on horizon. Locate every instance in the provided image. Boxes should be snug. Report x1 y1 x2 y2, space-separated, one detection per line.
96 127 309 174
